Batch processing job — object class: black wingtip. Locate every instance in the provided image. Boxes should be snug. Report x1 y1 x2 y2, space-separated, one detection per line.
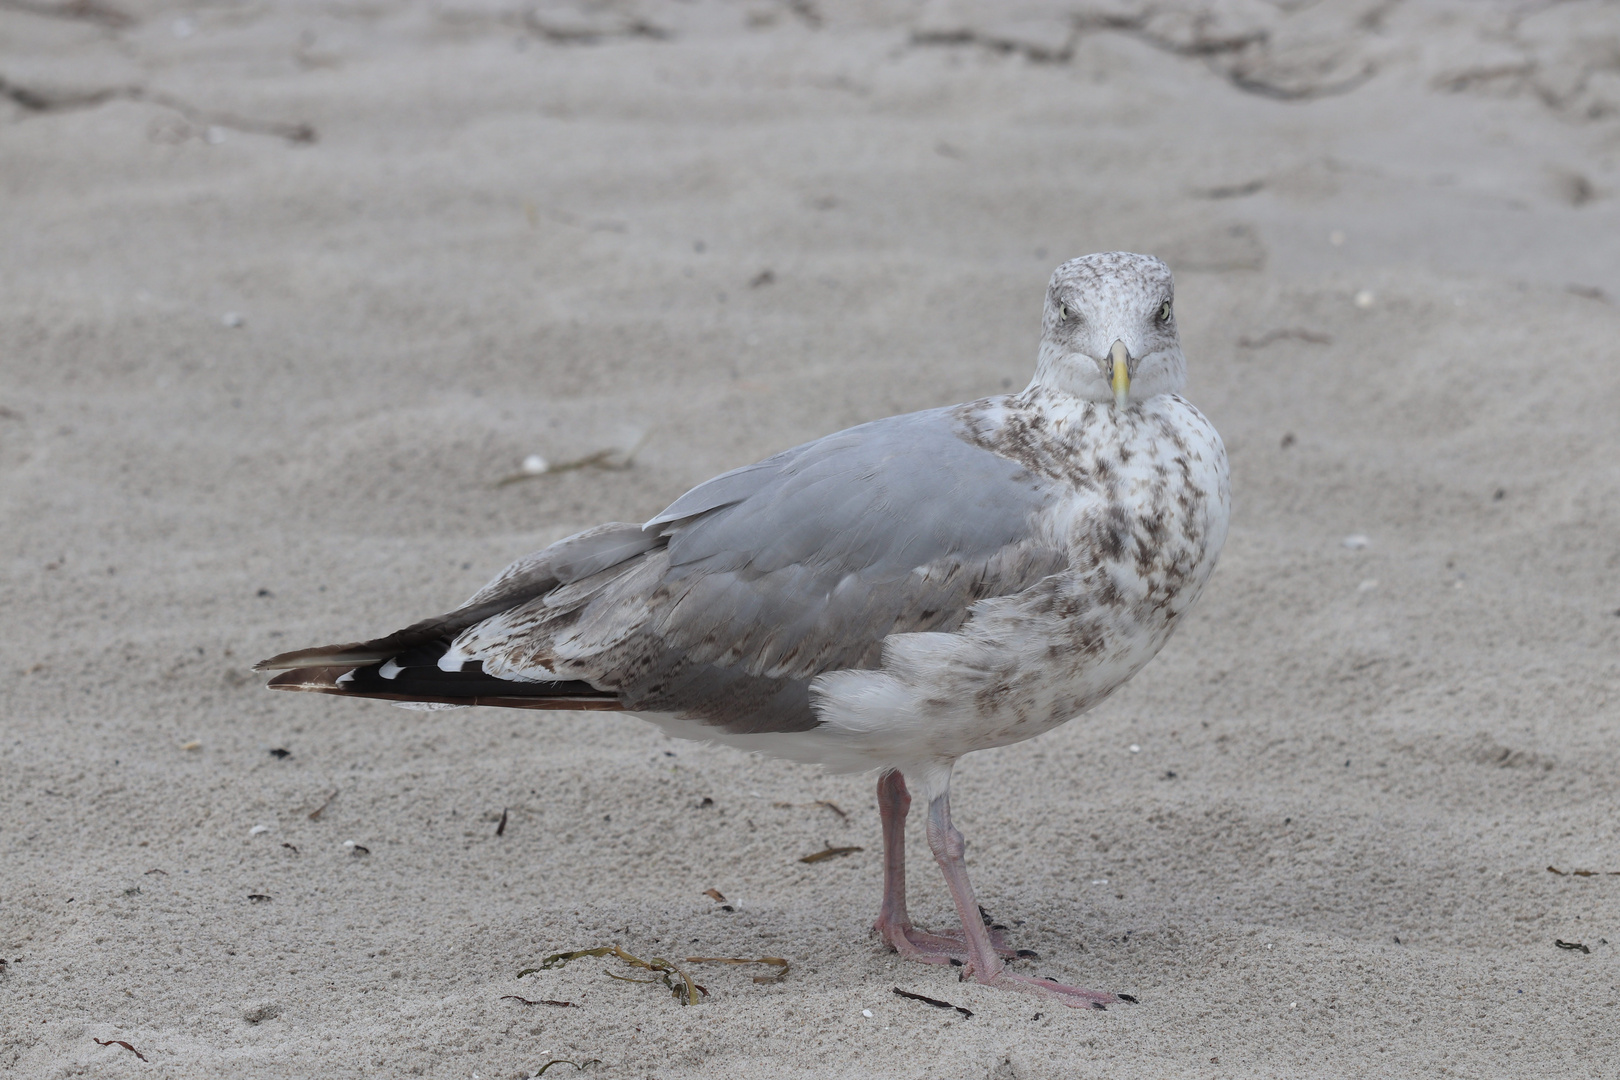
262 662 625 712
254 643 396 672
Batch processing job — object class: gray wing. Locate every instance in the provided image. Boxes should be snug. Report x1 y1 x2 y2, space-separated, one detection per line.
646 406 1064 676
453 404 1069 732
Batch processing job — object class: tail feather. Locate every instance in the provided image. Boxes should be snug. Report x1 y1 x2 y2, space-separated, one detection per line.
267 663 624 711
257 643 402 671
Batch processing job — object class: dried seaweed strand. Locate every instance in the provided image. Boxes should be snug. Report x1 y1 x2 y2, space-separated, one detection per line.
532 1059 602 1075
521 945 707 1005
93 1038 148 1062
771 799 849 819
799 844 863 864
495 432 650 487
308 789 338 820
892 986 974 1018
685 955 790 984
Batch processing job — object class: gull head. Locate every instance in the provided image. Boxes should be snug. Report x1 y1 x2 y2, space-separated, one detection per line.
1031 252 1185 410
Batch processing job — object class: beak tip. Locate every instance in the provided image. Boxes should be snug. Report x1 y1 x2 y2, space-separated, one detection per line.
1109 340 1131 409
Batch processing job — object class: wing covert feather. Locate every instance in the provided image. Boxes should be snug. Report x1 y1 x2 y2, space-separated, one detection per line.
641 407 1065 680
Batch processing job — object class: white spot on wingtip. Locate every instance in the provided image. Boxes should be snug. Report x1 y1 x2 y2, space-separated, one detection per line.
378 659 403 679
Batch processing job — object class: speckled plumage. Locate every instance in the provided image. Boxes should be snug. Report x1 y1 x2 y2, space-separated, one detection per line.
259 252 1230 1008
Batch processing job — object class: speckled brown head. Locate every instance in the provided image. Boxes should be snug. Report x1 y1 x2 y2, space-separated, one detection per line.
1031 252 1184 408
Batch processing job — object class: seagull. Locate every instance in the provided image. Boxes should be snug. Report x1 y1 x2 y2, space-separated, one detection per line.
257 251 1230 1009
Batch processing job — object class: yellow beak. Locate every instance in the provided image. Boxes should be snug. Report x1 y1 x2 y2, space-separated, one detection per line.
1110 339 1131 410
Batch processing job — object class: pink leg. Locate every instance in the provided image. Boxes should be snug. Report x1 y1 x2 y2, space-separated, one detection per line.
872 771 1018 964
873 770 914 942
925 791 1128 1010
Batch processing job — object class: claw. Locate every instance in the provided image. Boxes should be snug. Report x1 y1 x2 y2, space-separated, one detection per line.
1118 993 1139 1004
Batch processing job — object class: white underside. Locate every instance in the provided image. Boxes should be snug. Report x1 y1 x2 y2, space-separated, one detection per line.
628 709 959 801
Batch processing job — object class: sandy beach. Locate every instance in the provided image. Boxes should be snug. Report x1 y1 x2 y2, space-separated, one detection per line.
3 1 1620 1076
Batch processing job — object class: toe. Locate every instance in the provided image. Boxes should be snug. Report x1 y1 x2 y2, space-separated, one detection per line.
992 972 1122 1009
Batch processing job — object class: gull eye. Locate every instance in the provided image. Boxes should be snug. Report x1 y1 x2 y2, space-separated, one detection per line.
1058 304 1070 321
1159 301 1173 322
